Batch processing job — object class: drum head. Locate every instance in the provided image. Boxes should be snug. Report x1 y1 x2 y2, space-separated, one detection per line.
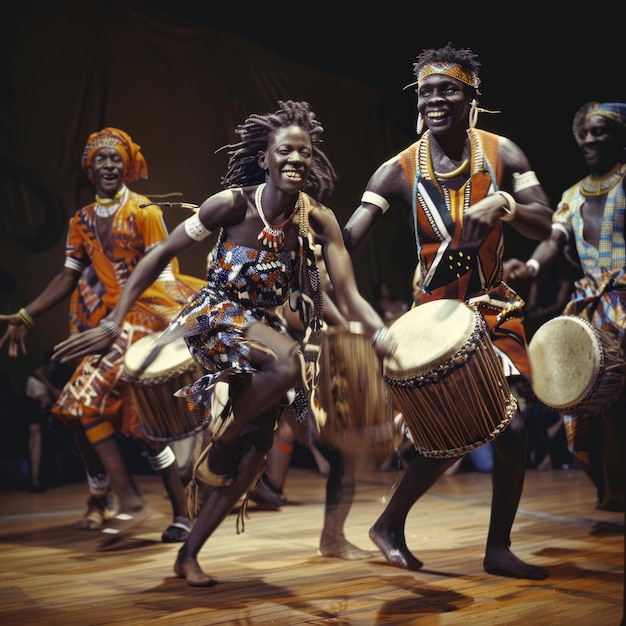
528 316 601 410
384 299 477 379
124 331 193 381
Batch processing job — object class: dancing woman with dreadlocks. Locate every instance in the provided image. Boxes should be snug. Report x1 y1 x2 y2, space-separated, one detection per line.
53 100 397 586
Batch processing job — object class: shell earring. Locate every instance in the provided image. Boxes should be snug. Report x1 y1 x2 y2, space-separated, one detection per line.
416 113 425 135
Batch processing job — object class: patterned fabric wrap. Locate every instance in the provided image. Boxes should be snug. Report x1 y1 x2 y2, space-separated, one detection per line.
156 192 324 436
81 127 148 184
400 128 531 378
417 62 480 89
556 157 626 509
52 191 203 446
555 165 626 349
553 167 626 275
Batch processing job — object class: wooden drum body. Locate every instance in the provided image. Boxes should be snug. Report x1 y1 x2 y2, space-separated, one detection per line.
383 299 516 458
528 315 624 418
313 326 398 456
123 332 203 443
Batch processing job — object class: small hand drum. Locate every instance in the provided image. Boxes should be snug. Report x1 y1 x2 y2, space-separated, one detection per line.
123 332 203 442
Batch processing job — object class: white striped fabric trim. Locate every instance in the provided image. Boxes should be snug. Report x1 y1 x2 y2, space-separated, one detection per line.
64 256 86 273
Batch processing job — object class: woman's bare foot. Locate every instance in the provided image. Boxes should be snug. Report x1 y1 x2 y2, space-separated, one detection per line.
483 545 549 580
174 555 217 587
369 521 423 570
318 537 375 560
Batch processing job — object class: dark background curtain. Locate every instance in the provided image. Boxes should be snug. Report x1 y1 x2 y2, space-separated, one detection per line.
1 0 623 388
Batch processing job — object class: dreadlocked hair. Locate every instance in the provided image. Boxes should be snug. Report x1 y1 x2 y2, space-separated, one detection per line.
413 42 481 89
217 100 337 202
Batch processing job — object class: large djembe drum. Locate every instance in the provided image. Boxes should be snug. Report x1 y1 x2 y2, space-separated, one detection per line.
383 299 517 458
527 315 625 418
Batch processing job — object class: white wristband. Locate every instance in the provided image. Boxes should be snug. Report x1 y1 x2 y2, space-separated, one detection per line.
526 259 540 277
497 191 517 222
99 319 121 339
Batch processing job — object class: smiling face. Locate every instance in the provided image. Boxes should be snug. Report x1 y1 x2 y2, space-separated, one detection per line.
86 147 126 198
259 125 312 193
576 114 625 175
417 74 471 137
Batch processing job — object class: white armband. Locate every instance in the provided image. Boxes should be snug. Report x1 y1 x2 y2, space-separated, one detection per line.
512 171 540 192
184 212 212 241
552 222 570 242
361 191 390 213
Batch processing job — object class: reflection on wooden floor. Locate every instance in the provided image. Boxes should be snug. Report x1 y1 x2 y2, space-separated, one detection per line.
0 464 623 625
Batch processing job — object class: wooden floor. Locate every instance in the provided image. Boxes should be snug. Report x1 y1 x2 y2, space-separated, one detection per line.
0 463 624 626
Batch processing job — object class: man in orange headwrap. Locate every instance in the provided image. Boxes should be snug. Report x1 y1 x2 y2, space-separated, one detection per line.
81 127 148 185
0 127 205 543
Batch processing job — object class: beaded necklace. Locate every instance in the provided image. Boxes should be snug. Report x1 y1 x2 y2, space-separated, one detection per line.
255 183 302 251
95 187 126 218
418 130 479 206
434 159 469 179
581 164 624 196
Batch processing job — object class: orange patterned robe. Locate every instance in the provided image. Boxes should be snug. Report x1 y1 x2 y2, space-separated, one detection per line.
52 188 204 447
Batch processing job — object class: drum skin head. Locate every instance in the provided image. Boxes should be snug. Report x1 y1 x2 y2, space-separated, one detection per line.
528 316 600 409
124 332 192 380
384 299 477 379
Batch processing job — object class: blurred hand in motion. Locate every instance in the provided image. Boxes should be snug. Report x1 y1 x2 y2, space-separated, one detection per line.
52 326 116 363
0 313 28 357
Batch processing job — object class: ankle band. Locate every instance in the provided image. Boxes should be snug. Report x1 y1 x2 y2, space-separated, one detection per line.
149 446 176 470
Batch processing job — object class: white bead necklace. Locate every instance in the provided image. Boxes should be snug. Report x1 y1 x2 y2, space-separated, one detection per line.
255 183 302 252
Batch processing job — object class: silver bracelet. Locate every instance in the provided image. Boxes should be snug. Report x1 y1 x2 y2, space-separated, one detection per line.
99 319 121 339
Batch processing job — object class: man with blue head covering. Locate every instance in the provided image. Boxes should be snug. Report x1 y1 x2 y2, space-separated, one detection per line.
506 102 626 512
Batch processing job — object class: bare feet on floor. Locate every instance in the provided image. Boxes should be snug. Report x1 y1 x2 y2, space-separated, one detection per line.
369 521 423 571
318 537 376 560
174 555 217 587
483 545 549 580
